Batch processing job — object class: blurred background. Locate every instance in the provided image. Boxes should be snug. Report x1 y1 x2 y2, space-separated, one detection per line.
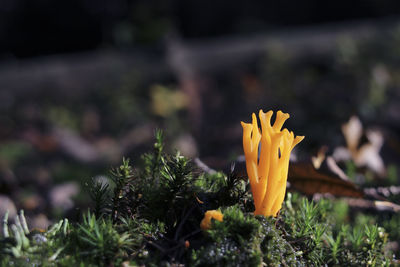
0 0 400 232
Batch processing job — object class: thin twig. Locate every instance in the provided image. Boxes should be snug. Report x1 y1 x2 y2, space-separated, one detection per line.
181 229 202 240
194 158 217 174
174 205 196 241
147 240 166 254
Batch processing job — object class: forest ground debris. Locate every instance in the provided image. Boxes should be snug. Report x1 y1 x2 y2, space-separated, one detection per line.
0 131 396 266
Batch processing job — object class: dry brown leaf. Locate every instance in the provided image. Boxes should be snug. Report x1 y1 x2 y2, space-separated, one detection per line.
206 153 364 198
288 161 364 198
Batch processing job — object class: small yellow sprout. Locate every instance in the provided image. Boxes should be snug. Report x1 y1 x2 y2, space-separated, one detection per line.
200 210 224 230
241 110 304 217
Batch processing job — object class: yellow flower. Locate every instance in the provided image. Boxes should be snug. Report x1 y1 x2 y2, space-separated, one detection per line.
200 210 224 230
241 110 304 217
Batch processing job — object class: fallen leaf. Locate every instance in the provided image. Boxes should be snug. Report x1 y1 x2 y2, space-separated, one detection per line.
215 154 364 198
334 116 386 177
355 130 385 176
311 146 328 169
342 116 362 151
288 160 364 198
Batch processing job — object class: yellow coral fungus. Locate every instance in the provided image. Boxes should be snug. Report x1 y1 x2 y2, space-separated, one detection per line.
200 210 224 230
241 110 304 217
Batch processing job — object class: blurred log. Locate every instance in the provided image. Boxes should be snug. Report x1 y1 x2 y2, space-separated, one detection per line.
165 17 400 137
1 17 399 100
0 50 168 102
166 17 400 74
1 17 400 147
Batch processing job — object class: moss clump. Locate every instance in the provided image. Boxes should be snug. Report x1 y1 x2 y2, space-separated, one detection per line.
190 206 304 267
258 216 300 266
0 132 396 266
190 206 263 267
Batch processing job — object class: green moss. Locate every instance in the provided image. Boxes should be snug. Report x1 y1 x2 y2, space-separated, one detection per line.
258 216 301 267
0 133 396 266
190 206 263 267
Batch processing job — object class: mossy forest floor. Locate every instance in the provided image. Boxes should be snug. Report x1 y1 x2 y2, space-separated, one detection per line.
0 132 398 266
